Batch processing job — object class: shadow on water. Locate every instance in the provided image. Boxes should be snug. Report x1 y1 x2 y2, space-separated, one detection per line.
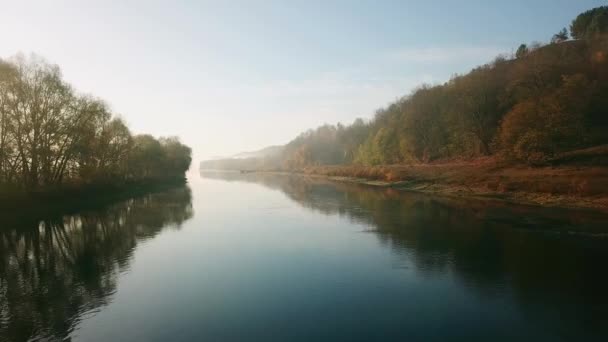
0 185 193 341
201 171 608 340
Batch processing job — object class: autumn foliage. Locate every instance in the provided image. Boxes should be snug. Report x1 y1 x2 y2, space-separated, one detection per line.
278 9 608 167
201 7 608 172
0 55 192 192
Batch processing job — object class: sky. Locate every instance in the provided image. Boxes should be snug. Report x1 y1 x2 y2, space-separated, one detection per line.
1 0 605 162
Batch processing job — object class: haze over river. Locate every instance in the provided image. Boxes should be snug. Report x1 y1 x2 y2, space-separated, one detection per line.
2 172 608 341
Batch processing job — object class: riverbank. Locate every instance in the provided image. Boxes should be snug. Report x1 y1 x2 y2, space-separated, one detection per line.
0 178 188 221
277 159 608 211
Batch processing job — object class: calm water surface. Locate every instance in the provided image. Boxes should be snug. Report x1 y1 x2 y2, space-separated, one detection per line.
1 172 608 341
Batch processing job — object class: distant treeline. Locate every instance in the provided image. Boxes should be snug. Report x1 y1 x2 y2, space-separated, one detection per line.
202 6 608 170
0 55 191 193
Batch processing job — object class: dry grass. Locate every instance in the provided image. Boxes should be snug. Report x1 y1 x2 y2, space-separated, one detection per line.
294 157 608 211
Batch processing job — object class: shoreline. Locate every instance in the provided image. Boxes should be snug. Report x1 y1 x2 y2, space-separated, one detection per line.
307 174 608 212
204 166 608 212
0 178 188 220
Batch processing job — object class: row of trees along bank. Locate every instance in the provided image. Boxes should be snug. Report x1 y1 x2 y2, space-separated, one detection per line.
0 55 191 194
279 6 608 168
200 7 608 173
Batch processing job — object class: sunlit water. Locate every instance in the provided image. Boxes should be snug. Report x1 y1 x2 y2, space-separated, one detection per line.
1 172 608 341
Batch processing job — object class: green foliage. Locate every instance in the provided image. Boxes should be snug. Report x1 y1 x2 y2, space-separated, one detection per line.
515 44 529 59
571 6 608 39
551 28 569 43
0 55 191 190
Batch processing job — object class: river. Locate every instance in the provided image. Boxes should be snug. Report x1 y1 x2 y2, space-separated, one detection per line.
1 172 607 341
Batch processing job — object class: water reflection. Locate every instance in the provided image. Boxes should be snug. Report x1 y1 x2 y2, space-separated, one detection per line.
201 171 608 340
0 186 193 341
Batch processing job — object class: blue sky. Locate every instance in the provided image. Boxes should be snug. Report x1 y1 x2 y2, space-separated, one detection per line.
1 0 605 161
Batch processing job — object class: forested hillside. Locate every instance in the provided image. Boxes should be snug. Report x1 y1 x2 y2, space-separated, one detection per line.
202 6 608 171
0 56 192 193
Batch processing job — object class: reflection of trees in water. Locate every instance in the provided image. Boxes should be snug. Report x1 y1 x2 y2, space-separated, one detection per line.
202 171 608 338
0 186 193 341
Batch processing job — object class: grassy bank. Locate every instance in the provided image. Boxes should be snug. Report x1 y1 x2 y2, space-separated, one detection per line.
287 158 608 211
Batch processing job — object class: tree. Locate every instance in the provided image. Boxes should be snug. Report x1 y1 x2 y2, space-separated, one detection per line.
204 6 608 171
159 136 192 179
551 28 569 44
453 66 505 155
93 118 133 179
516 44 529 59
499 74 594 164
2 54 82 188
0 55 191 191
571 6 608 39
588 10 608 37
